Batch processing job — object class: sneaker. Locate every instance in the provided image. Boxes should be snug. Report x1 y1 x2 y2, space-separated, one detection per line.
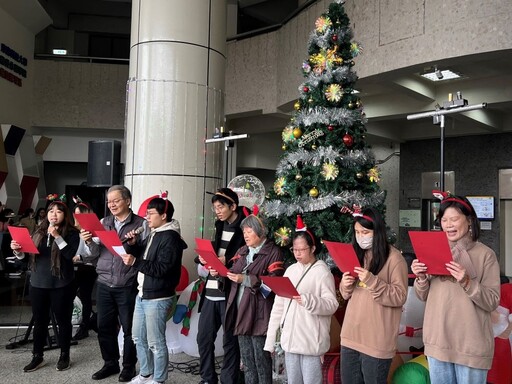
129 374 153 384
23 354 45 372
56 352 70 371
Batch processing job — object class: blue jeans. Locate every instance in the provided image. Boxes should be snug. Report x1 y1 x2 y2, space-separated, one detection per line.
340 346 392 384
427 356 488 384
132 295 173 383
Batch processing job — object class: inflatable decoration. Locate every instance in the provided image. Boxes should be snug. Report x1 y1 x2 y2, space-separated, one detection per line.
137 194 159 217
177 280 224 357
392 354 430 384
397 287 425 362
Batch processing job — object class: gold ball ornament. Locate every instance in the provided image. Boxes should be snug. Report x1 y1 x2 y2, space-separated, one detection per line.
295 173 302 180
356 172 364 179
282 144 287 150
308 98 314 103
309 187 319 198
348 101 354 109
294 101 301 110
293 127 303 139
356 100 362 108
311 144 317 150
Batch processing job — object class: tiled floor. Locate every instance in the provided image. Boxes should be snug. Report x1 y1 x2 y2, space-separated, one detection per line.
0 307 208 384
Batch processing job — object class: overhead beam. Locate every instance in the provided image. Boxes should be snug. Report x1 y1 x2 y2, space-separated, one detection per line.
392 77 436 102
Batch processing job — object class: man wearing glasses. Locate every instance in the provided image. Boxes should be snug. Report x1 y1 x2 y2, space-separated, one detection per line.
81 185 149 382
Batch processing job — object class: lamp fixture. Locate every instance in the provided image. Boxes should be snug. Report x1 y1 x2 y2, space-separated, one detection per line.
52 49 67 55
421 66 461 82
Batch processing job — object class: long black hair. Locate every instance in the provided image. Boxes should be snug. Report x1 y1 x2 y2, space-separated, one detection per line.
352 207 390 275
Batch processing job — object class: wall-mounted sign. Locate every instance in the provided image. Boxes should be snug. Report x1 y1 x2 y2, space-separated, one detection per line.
399 209 421 228
0 43 28 87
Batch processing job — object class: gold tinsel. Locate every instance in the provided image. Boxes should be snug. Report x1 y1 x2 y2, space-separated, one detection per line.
274 227 292 247
274 177 287 196
325 84 343 102
368 167 380 183
321 162 340 180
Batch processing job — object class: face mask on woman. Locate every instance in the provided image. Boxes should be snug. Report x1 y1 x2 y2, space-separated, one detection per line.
356 236 373 250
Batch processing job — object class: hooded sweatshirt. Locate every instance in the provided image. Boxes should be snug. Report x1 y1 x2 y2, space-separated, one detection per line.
132 219 187 300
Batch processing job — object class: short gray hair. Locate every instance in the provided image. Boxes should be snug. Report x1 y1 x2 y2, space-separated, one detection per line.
240 215 267 238
107 185 132 200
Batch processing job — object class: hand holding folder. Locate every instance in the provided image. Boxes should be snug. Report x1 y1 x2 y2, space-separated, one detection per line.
260 276 299 298
8 226 39 254
408 231 453 275
323 240 361 277
74 213 105 236
194 238 229 277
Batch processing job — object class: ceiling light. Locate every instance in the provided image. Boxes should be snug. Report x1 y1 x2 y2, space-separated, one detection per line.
421 68 461 82
52 49 67 55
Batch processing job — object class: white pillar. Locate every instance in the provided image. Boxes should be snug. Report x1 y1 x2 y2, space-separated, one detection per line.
125 0 227 274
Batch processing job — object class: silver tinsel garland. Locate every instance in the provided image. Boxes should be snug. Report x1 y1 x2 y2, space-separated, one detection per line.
262 189 386 218
275 146 375 177
308 26 352 50
299 66 358 94
294 106 365 127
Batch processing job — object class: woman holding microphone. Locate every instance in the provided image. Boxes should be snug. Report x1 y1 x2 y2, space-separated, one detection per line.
11 198 79 373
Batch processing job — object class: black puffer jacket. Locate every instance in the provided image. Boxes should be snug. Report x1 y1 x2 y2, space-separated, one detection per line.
132 220 187 299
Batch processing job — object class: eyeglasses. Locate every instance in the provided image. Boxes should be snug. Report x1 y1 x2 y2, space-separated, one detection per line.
146 211 160 217
106 198 125 206
291 247 310 254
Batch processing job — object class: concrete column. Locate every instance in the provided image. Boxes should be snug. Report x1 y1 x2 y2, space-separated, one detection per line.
125 0 227 274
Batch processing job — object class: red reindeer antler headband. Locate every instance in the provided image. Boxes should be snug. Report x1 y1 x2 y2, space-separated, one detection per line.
432 190 473 213
340 204 374 222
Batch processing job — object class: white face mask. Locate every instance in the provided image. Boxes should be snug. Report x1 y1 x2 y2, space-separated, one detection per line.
356 236 373 250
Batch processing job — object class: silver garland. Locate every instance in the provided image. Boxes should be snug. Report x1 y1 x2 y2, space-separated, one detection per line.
262 189 385 218
294 106 365 127
275 146 375 177
298 66 358 94
308 26 352 50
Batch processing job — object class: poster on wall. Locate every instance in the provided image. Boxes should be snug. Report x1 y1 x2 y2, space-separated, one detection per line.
399 210 421 228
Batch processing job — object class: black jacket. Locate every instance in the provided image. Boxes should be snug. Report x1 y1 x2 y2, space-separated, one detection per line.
196 207 248 310
132 221 187 299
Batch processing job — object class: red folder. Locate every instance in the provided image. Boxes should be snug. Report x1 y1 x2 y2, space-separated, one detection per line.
96 230 125 257
260 276 299 298
408 231 452 275
194 237 229 277
323 240 361 277
74 213 105 236
8 226 39 254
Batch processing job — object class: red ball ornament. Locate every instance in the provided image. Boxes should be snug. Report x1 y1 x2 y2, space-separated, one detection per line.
343 133 354 147
332 34 338 42
303 86 309 93
328 125 334 131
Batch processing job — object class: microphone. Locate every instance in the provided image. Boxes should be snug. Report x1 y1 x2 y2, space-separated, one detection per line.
47 222 55 247
121 226 144 244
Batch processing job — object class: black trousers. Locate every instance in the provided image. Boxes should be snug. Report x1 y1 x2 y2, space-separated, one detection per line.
74 264 97 328
95 282 137 368
30 284 75 355
197 298 240 384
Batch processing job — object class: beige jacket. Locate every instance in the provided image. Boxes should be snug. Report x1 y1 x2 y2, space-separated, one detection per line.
414 240 500 369
340 247 408 359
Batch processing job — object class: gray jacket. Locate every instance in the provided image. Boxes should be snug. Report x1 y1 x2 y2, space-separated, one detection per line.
83 211 148 288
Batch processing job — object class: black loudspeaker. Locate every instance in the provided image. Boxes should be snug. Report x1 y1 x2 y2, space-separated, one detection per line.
87 140 121 187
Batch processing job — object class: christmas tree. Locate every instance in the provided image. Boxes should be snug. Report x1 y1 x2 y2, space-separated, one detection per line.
263 0 387 262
